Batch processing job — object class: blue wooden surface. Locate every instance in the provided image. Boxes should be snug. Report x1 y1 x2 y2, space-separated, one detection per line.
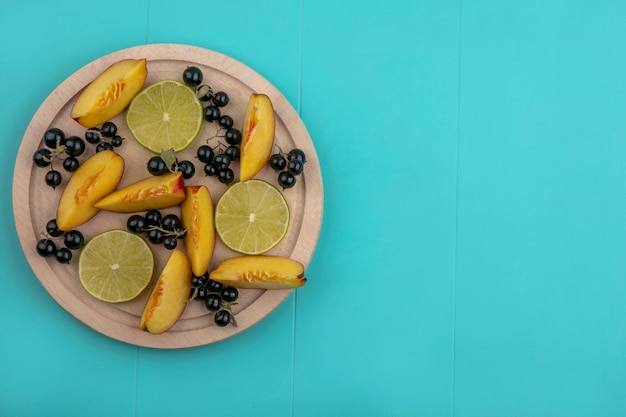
2 1 625 416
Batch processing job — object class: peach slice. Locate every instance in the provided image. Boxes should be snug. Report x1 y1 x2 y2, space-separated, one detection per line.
209 256 306 289
56 150 124 231
71 58 148 128
94 172 185 213
239 93 275 182
181 185 215 277
140 249 192 334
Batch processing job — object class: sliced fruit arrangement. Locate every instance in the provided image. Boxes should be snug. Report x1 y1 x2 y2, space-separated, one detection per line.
140 249 192 334
209 255 306 289
71 58 147 128
35 60 311 335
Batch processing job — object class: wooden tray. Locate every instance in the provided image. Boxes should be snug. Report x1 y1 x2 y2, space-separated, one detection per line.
12 44 323 349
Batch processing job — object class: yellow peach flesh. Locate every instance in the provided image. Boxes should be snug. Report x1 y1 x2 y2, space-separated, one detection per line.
94 172 185 212
209 256 306 289
140 249 192 334
71 59 148 128
56 150 124 231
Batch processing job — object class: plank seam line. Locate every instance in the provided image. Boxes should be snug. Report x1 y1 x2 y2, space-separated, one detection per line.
291 3 305 416
452 0 463 416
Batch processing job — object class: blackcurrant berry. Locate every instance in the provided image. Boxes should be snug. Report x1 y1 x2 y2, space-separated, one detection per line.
63 156 80 172
85 128 101 144
277 171 296 189
64 230 85 250
196 85 213 102
205 293 222 311
221 286 239 302
214 310 232 327
64 136 85 157
55 247 72 264
218 115 234 129
196 145 214 163
269 154 286 171
36 238 57 257
225 128 242 145
96 142 114 152
145 210 162 226
206 279 223 293
101 122 117 137
195 286 210 300
111 135 124 147
127 214 146 234
161 214 182 231
182 66 203 87
224 145 239 161
46 219 63 237
218 168 234 184
191 272 209 288
288 159 304 176
163 236 178 250
45 170 62 188
214 153 231 169
203 105 220 122
147 156 168 176
288 148 307 163
204 162 218 176
33 148 52 167
212 91 229 107
146 228 163 244
43 127 65 149
177 160 195 179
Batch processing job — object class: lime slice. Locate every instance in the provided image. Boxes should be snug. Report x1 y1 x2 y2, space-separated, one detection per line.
78 230 154 303
215 180 290 255
126 79 203 153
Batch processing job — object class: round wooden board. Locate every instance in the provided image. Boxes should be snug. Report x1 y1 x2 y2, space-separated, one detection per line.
12 44 323 349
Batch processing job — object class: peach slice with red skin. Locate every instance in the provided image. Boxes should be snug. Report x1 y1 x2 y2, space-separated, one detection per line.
56 150 124 231
140 249 192 334
181 185 216 277
71 58 148 128
239 93 275 182
209 256 306 289
94 172 185 213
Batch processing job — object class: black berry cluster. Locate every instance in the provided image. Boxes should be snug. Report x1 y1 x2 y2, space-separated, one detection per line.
269 148 307 189
33 127 87 188
34 122 127 189
126 210 186 250
189 271 238 327
85 121 125 152
196 142 239 185
182 66 241 186
36 219 85 264
147 151 196 180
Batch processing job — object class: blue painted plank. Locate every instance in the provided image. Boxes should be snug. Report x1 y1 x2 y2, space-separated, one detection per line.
295 1 460 416
1 2 148 416
454 1 626 416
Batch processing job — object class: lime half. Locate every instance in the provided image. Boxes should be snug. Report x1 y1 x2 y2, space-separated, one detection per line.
215 180 290 255
78 230 154 303
126 79 203 153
